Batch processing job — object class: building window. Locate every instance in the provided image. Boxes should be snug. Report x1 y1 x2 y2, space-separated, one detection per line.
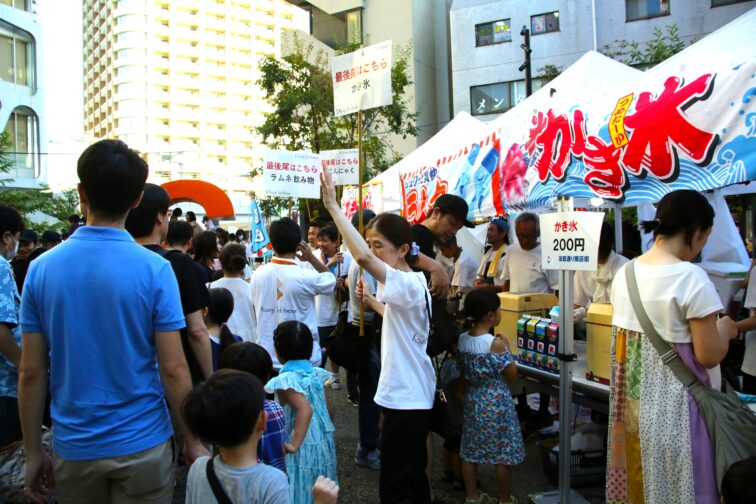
0 27 33 87
346 9 362 45
470 78 545 116
626 0 670 21
711 0 750 6
4 107 39 176
475 19 511 47
531 12 559 35
0 0 29 11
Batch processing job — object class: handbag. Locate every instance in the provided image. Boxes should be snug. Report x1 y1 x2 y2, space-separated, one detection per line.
625 260 756 490
327 308 367 373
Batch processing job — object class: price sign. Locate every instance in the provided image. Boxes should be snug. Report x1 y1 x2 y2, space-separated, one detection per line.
539 211 604 271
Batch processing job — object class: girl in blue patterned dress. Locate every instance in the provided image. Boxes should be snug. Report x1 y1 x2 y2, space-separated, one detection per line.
265 321 337 504
458 289 525 504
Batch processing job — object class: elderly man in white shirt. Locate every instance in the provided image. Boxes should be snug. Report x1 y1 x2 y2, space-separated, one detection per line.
499 212 558 430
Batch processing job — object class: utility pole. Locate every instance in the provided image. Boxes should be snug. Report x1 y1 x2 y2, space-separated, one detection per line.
519 25 532 97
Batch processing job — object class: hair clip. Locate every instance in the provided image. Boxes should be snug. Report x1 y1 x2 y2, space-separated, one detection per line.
411 242 420 256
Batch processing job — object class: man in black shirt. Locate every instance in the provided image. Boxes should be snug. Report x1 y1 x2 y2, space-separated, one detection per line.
411 194 475 296
125 184 213 384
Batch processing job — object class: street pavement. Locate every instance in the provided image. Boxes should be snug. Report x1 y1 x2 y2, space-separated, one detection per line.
173 375 606 503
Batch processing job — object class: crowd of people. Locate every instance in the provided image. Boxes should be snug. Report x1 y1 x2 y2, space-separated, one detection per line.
0 139 754 504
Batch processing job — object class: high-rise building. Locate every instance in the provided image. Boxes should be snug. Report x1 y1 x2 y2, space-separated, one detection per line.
82 0 308 216
0 0 47 189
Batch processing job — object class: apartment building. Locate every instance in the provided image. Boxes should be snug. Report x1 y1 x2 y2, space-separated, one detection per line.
82 0 308 217
451 0 755 121
283 0 454 154
0 0 46 188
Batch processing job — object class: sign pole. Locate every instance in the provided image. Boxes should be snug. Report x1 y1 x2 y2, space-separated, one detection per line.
358 109 365 337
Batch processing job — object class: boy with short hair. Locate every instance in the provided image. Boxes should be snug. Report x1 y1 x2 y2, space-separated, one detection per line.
183 370 289 504
219 341 288 474
315 225 352 390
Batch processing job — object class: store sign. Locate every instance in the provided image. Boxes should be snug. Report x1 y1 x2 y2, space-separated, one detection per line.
539 211 604 271
331 40 392 117
262 150 321 199
320 149 359 185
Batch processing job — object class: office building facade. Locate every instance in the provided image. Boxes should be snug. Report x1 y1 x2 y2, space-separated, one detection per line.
0 0 46 188
451 0 755 121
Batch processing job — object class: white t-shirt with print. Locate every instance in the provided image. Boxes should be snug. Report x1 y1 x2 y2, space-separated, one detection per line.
374 266 435 410
500 243 558 294
209 277 256 342
315 251 353 327
249 258 336 368
741 271 756 377
611 260 724 388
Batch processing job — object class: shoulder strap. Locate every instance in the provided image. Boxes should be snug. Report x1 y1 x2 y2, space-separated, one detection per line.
624 260 699 388
206 457 234 504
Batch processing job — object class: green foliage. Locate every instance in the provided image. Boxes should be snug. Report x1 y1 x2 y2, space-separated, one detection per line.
0 130 14 185
253 37 419 218
0 187 79 234
601 24 688 69
537 64 561 83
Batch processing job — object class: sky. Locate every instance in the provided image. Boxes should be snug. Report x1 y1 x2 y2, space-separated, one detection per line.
39 0 84 141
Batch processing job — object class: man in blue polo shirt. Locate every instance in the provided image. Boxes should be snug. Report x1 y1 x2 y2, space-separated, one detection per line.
18 140 207 503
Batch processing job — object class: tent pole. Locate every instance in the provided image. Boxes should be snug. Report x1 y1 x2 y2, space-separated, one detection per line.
358 110 365 337
613 202 623 254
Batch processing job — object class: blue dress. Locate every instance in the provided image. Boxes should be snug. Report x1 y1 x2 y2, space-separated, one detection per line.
265 360 337 504
460 349 525 465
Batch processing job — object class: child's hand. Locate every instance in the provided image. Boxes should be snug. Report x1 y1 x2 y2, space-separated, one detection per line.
312 476 339 504
284 442 298 454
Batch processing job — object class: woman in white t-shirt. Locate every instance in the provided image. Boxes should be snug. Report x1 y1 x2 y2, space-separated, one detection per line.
209 243 255 342
607 190 738 504
320 168 435 504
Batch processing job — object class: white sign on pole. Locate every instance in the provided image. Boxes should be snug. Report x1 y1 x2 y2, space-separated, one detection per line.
539 212 605 271
262 150 321 199
320 149 359 185
331 40 392 117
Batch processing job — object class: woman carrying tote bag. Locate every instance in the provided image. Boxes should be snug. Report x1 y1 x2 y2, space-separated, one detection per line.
607 190 739 504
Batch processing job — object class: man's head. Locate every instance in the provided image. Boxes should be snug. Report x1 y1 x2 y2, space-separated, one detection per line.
76 139 148 221
437 236 461 260
182 370 266 449
515 212 539 251
166 221 194 249
124 183 171 241
317 225 339 258
598 221 615 263
171 207 182 220
351 209 376 238
307 221 323 248
18 229 38 257
185 211 196 223
487 218 508 247
41 231 62 249
424 194 474 243
0 205 24 260
269 217 301 256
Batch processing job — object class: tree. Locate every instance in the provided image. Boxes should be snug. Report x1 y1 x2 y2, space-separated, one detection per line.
537 64 561 84
601 24 688 69
0 187 80 235
253 37 419 218
0 130 14 185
